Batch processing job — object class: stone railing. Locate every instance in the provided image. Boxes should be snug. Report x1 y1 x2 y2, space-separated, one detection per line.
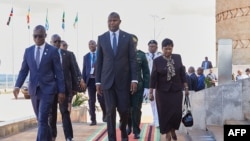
181 78 250 131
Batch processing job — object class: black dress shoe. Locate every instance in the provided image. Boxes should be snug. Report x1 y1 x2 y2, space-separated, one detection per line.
121 138 128 141
134 133 140 139
89 121 97 126
126 127 131 135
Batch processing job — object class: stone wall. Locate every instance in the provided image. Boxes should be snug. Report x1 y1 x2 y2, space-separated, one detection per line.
216 0 250 65
187 77 250 130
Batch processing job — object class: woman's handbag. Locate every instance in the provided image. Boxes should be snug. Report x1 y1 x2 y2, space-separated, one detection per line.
182 95 193 127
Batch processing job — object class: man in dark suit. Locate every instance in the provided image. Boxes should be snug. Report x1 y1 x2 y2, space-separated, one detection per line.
82 40 106 126
49 34 82 141
201 56 213 69
13 25 65 141
96 12 137 141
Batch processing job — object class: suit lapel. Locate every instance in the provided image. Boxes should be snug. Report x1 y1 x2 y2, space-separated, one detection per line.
39 43 49 68
30 46 37 69
104 32 115 57
87 53 91 68
116 30 126 56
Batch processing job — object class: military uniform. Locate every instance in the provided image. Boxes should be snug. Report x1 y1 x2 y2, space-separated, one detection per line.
128 50 150 135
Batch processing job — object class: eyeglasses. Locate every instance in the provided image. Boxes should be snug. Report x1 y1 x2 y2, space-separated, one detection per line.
33 34 44 39
53 40 61 43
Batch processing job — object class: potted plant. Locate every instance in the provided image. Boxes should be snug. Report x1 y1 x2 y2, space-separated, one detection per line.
21 86 30 99
69 92 88 123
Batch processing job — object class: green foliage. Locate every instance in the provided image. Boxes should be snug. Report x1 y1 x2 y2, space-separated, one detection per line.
205 77 212 88
72 93 88 107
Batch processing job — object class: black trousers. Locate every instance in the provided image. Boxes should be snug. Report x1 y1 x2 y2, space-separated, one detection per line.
127 86 144 134
49 94 73 139
87 78 106 122
103 83 130 141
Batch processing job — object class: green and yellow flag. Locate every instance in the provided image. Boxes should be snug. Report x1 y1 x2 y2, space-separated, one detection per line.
73 12 78 28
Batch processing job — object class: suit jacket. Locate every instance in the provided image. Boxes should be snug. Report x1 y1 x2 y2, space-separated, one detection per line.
82 52 95 86
60 49 78 102
15 43 65 95
70 51 83 92
96 30 137 90
201 61 213 69
150 54 186 92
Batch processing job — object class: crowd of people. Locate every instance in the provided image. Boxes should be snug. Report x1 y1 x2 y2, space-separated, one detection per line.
12 12 220 141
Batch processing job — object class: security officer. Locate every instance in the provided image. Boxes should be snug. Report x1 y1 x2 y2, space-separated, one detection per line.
126 34 150 139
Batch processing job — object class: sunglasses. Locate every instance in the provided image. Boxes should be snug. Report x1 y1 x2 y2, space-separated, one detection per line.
33 34 44 39
54 40 61 43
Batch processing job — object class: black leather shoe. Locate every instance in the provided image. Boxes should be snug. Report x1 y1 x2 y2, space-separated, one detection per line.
134 133 140 139
121 138 128 141
66 138 72 141
126 127 131 135
89 121 97 126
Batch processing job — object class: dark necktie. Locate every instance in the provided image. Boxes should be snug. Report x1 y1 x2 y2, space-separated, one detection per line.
113 32 117 55
92 53 95 67
152 53 155 60
58 49 62 64
36 47 41 69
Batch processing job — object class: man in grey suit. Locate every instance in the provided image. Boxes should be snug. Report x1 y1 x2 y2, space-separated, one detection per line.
96 12 137 141
13 25 65 141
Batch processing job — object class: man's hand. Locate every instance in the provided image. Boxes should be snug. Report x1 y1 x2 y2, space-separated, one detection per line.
185 89 189 96
13 87 20 99
68 103 72 113
58 93 65 104
96 84 102 95
80 79 87 91
143 88 149 98
149 93 154 101
130 82 137 95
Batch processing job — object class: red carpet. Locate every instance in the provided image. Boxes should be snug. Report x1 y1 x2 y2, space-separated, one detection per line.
88 123 160 141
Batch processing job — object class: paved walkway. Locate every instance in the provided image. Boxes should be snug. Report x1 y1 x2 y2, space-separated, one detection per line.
0 93 213 141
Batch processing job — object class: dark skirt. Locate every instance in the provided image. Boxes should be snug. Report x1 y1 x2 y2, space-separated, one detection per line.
156 90 183 134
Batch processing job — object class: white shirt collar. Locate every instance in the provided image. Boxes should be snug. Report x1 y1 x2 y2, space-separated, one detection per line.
109 30 120 36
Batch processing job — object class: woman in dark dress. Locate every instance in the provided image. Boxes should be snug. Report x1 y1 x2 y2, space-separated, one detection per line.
149 38 189 141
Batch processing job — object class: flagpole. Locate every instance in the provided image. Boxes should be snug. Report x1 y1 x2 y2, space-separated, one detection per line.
10 0 15 88
76 21 79 62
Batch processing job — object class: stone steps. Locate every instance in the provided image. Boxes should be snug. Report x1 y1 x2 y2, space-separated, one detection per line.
186 128 216 141
206 112 250 141
207 125 223 141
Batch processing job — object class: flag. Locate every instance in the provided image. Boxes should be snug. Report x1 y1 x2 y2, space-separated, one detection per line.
62 11 65 30
27 7 30 29
73 13 78 28
6 7 13 26
45 9 49 30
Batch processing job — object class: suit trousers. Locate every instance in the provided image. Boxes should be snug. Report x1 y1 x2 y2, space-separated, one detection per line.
128 86 144 134
103 83 130 141
49 94 73 140
87 78 106 122
30 87 55 141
